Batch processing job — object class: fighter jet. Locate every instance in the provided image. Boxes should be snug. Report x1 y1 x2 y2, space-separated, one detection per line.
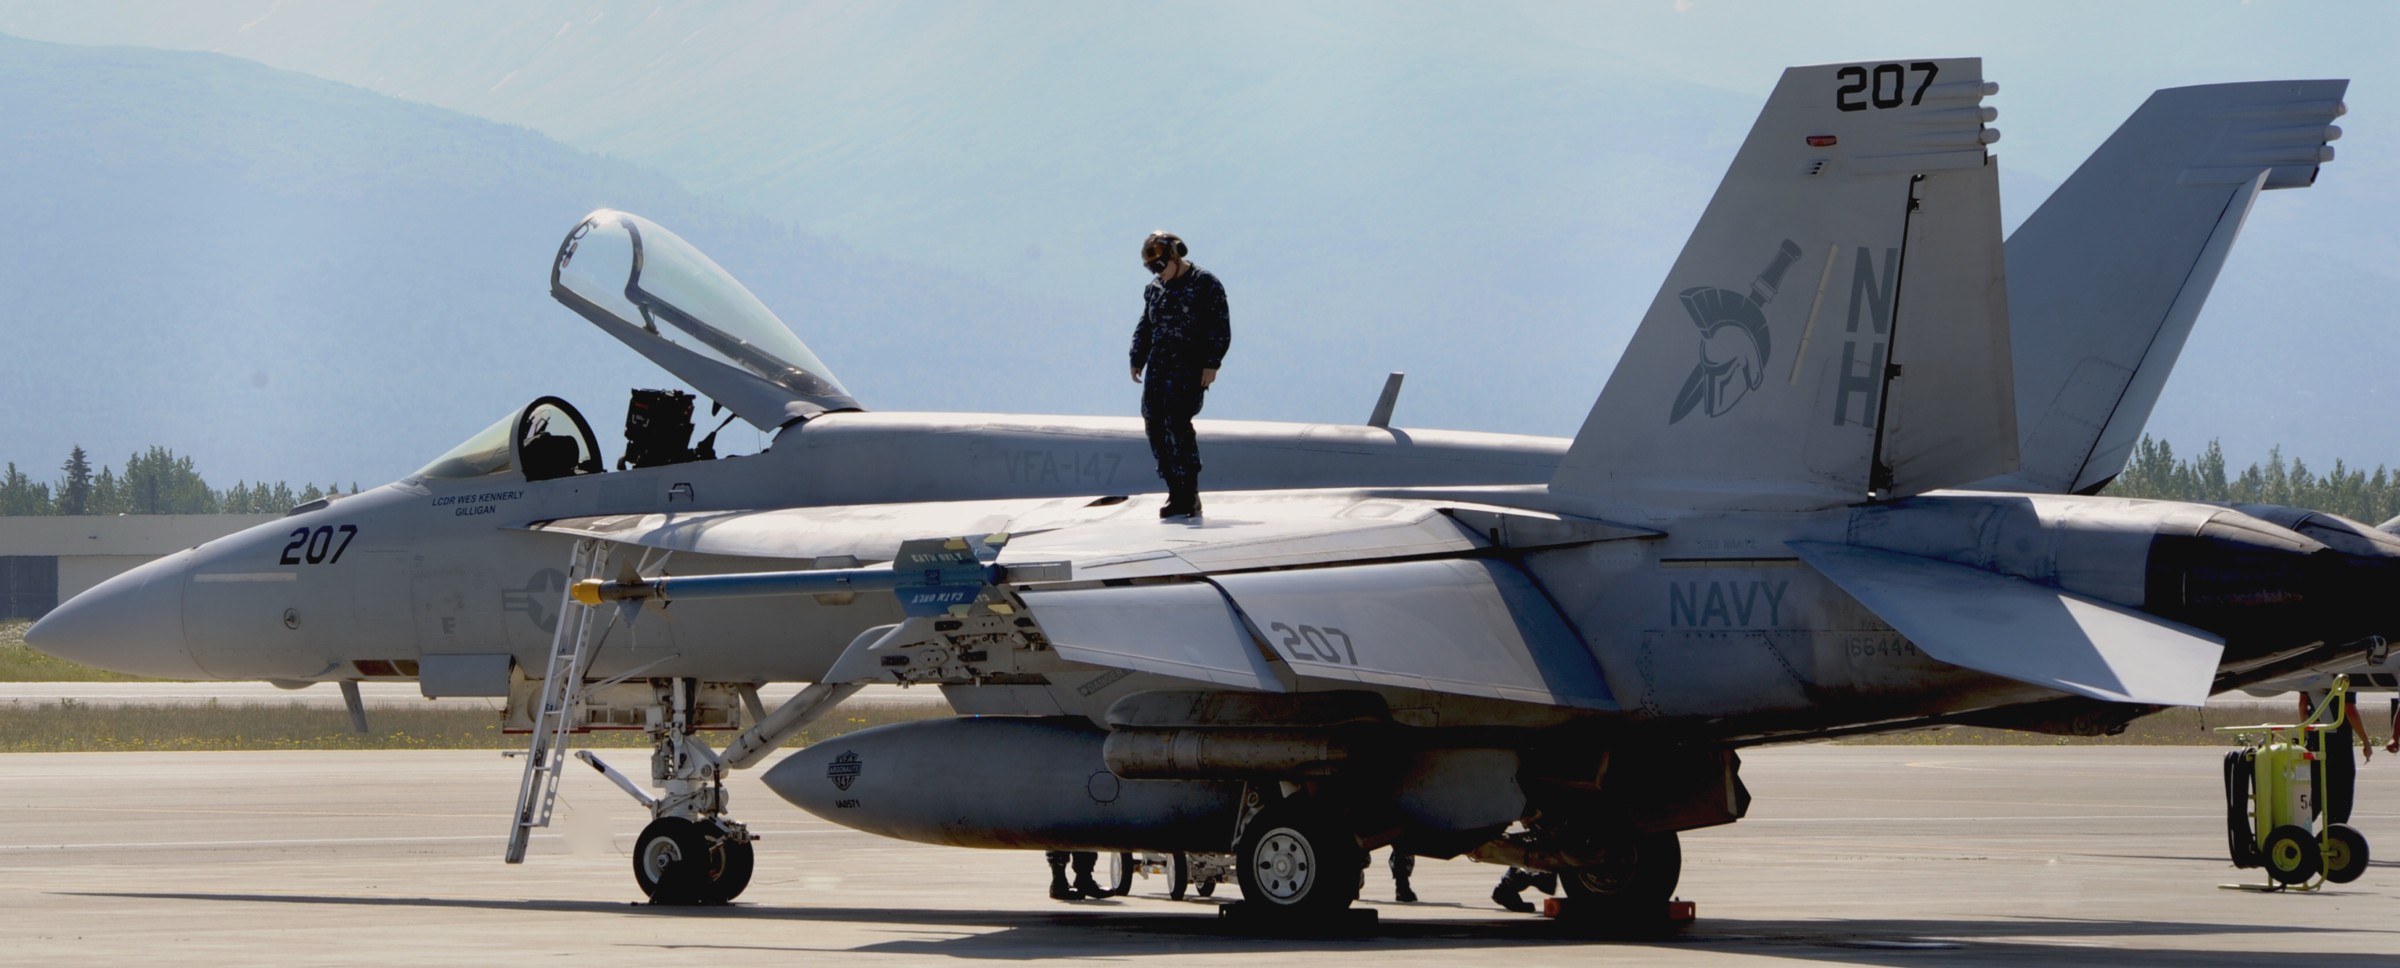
26 61 2360 912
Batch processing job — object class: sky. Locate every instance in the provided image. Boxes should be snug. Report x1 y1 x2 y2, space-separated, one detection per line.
1 0 2394 485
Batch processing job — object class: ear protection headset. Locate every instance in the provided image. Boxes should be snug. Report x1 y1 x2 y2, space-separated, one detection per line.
1142 231 1188 274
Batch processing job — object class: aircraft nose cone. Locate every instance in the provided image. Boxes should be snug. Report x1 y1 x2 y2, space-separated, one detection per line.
25 550 207 679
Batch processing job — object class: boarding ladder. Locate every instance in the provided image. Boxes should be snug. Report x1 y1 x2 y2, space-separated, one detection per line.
504 538 613 863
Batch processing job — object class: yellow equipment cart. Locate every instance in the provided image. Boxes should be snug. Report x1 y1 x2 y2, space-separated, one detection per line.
2220 675 2371 890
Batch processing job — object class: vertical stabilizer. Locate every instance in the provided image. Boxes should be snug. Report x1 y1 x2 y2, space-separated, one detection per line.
1551 59 2010 510
1986 80 2347 495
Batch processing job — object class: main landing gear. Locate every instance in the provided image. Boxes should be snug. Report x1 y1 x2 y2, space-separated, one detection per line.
1234 798 1364 918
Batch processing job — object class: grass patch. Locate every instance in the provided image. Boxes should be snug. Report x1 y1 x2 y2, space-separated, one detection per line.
0 698 946 753
1833 704 2340 746
0 619 171 682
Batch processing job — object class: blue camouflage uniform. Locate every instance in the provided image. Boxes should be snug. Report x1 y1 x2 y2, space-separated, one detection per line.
1130 265 1231 496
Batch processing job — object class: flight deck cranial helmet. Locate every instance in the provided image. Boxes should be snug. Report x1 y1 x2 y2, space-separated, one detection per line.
1142 231 1188 274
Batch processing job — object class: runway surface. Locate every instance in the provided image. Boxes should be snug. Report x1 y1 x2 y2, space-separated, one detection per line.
4 744 2397 966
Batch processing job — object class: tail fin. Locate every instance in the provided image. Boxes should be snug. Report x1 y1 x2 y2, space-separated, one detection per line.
1985 80 2347 495
1551 59 2011 510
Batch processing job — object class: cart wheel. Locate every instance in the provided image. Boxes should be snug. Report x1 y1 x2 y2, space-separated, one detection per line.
1169 852 1191 901
1197 879 1215 898
2264 824 2321 885
1107 852 1136 897
2324 824 2370 884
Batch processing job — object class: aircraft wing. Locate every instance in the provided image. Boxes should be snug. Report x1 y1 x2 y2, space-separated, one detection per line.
1791 541 2224 706
521 491 1489 575
530 490 1636 711
522 495 1095 563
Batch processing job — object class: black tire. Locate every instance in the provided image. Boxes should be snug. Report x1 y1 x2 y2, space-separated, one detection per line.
1561 831 1682 903
1107 852 1136 897
633 817 713 904
1236 801 1362 917
1169 852 1191 901
712 835 756 903
2324 823 2370 884
1197 879 1216 898
2264 824 2320 886
635 817 753 905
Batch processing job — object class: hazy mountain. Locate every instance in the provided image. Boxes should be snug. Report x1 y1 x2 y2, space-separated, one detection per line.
0 34 1113 486
2 4 2397 485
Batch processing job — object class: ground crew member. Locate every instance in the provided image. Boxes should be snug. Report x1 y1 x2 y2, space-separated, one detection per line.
1130 230 1230 519
1045 850 1105 901
1388 849 1417 903
2300 690 2373 824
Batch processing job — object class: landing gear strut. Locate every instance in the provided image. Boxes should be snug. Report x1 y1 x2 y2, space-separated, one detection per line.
633 678 751 905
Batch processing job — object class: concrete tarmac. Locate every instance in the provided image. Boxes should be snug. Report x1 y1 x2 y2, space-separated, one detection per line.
4 744 2398 966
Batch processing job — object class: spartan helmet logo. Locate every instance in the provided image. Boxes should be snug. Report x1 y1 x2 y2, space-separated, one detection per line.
1670 239 1805 424
827 751 862 791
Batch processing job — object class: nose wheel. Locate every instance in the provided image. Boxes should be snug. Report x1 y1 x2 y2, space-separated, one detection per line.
633 817 756 905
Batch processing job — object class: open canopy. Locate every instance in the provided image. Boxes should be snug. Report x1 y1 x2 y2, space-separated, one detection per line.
551 210 858 429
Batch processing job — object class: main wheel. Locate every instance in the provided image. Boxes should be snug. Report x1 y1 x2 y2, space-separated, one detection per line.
1236 801 1362 917
1107 852 1136 897
1169 852 1191 901
634 817 713 904
1561 831 1682 903
2324 824 2370 884
2264 824 2321 886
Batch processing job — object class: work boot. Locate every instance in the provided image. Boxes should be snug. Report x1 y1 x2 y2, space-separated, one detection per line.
1047 852 1081 901
1395 879 1418 903
1073 874 1108 899
1160 475 1195 518
1491 883 1535 913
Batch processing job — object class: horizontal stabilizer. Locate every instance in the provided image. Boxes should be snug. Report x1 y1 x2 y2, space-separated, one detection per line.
1791 541 2223 706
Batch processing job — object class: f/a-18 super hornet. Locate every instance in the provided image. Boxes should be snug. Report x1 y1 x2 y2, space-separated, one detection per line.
546 57 2396 916
26 60 2360 912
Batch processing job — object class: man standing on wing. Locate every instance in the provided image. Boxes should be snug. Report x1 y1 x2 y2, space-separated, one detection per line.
1130 230 1230 520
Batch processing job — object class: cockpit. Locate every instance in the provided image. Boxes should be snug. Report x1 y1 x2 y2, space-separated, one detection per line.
415 396 604 482
413 210 865 486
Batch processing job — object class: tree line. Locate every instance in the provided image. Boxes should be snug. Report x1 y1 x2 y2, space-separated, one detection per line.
0 445 355 516
5 435 2395 524
2098 436 2400 526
